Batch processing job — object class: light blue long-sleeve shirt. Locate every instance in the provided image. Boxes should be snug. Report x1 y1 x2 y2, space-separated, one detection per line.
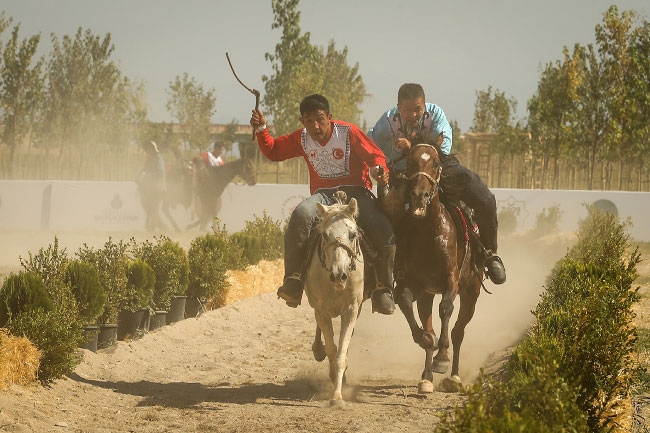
368 102 452 171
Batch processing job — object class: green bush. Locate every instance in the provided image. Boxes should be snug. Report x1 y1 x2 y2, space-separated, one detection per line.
0 271 53 326
131 235 189 311
19 236 69 295
212 221 247 270
231 232 263 266
186 232 230 306
5 307 84 384
123 259 155 312
239 211 284 260
436 205 640 432
76 238 129 324
65 260 105 324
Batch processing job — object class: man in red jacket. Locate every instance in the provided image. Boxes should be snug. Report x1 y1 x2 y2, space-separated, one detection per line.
250 94 396 314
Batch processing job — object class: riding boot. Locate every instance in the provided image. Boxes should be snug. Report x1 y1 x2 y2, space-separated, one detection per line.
277 226 307 307
479 225 506 285
371 245 396 315
277 273 303 308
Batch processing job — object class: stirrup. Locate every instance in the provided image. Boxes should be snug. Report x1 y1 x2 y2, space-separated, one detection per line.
277 274 303 307
484 254 506 285
371 287 395 315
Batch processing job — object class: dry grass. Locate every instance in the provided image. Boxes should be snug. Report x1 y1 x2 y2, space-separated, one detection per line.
0 329 42 388
224 259 283 305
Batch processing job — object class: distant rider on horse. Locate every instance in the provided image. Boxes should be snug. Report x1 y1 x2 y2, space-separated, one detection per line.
368 83 507 289
250 94 396 315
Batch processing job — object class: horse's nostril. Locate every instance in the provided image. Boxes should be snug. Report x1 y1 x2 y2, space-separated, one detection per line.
330 273 335 282
341 273 348 282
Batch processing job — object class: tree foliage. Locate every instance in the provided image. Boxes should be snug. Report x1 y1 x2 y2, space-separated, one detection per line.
38 27 146 178
165 72 216 152
262 0 366 135
0 22 43 178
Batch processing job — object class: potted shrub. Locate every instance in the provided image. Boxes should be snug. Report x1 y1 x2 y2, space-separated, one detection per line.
186 231 230 313
64 260 105 351
132 235 189 325
117 259 155 340
76 238 129 348
0 271 53 326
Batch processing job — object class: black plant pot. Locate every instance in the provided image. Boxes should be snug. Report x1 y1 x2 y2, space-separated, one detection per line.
167 296 187 324
140 309 151 332
185 298 206 318
149 310 167 331
117 310 146 340
81 325 99 352
97 323 118 349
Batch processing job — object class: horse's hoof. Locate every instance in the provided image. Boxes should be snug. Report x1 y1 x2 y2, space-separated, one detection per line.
438 375 462 393
312 342 326 362
417 379 434 394
432 359 449 374
329 399 346 408
417 331 438 350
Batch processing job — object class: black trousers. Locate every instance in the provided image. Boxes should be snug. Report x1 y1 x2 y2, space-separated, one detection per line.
440 158 498 253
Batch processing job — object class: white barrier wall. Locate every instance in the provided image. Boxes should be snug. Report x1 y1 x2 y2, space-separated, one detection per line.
0 181 648 241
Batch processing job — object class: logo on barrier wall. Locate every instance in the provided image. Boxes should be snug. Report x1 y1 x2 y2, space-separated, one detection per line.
496 195 529 224
110 194 123 209
94 192 139 225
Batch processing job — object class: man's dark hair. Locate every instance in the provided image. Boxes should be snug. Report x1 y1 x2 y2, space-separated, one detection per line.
398 83 426 103
300 94 330 115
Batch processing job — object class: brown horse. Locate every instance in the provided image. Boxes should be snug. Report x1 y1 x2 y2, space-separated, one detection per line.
387 133 483 393
187 157 257 231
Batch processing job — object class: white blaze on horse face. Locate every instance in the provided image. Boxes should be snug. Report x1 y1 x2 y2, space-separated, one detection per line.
420 153 431 162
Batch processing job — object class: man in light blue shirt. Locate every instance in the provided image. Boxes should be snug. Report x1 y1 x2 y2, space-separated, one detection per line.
368 83 506 289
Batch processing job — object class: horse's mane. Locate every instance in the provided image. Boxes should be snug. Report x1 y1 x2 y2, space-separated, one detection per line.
315 201 358 233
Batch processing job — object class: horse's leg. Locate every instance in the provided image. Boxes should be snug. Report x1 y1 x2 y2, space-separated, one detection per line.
330 305 359 406
312 325 326 362
432 278 458 375
416 295 438 350
396 287 433 349
313 311 337 388
161 201 181 231
451 281 481 374
439 281 480 393
416 297 436 394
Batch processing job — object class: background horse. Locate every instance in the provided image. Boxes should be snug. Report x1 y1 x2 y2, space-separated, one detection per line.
161 156 195 231
391 135 483 393
305 193 366 407
187 157 257 231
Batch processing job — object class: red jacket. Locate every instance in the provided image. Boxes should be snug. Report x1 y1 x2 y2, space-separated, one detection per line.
256 120 388 195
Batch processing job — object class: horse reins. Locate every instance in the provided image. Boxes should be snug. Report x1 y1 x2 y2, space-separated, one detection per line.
407 144 442 205
317 212 361 272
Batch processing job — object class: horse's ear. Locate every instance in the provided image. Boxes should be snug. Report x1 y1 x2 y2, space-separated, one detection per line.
347 198 359 219
436 133 444 147
316 202 327 216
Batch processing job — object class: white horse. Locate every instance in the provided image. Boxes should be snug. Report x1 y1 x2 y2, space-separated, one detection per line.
306 194 365 407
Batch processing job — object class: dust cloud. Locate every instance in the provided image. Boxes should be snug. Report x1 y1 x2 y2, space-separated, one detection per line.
345 232 575 386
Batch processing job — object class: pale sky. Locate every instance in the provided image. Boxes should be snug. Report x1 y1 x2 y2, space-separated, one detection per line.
2 0 649 132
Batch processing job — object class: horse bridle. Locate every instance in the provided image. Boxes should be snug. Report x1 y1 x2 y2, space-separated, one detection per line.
407 144 442 205
318 213 361 272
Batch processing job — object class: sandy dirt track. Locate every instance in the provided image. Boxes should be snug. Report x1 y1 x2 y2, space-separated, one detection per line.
0 230 583 432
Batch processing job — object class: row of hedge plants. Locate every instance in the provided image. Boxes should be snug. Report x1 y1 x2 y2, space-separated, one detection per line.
435 206 641 432
0 212 285 383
